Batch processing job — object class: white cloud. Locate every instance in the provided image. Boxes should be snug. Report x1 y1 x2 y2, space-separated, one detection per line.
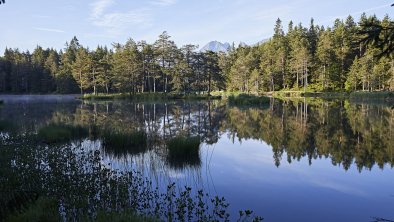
324 3 392 24
91 0 115 18
33 27 65 33
150 0 177 6
90 0 153 36
93 9 153 35
32 15 52 19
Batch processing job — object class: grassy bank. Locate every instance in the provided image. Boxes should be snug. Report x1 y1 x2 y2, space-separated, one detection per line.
80 93 221 101
272 91 394 100
228 94 270 106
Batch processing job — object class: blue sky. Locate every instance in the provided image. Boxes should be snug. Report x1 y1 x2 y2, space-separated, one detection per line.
0 0 392 53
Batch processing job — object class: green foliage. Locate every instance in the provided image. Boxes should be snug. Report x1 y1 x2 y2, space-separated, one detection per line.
94 210 158 222
0 133 263 221
1 14 393 95
5 197 60 222
37 123 88 144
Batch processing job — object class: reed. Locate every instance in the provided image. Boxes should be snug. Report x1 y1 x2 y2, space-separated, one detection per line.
167 136 201 169
101 130 147 156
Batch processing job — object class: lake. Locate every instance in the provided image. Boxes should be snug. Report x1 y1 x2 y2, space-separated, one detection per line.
0 96 393 222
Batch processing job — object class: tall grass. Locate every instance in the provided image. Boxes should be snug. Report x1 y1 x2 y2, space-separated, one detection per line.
101 130 147 156
167 136 201 169
37 123 88 144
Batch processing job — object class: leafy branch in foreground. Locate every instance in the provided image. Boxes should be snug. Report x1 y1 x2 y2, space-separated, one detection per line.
0 134 263 222
359 15 394 57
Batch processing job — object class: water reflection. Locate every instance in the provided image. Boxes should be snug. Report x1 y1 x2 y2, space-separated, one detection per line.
0 98 393 221
1 99 393 171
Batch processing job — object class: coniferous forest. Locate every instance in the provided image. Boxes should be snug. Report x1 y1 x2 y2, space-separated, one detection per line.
0 14 393 95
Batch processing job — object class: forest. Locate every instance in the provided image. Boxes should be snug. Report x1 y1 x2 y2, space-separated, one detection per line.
0 13 393 95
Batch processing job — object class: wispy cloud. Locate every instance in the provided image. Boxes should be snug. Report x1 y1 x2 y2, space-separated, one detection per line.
91 0 115 18
93 9 152 34
325 3 392 23
150 0 177 6
33 27 65 33
90 0 154 36
32 15 52 19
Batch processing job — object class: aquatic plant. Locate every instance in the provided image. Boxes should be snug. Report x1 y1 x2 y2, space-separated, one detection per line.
0 134 263 221
37 123 88 144
101 130 148 156
167 136 201 169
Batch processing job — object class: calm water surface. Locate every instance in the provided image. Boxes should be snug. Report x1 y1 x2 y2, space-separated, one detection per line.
0 96 393 221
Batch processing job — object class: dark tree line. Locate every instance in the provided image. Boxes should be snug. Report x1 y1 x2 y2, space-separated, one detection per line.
0 33 224 94
0 14 393 94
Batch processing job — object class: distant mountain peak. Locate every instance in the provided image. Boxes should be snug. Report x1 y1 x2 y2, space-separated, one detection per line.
200 41 230 53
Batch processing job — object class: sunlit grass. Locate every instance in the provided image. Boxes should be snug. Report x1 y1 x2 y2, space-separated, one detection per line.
350 91 394 100
81 93 222 101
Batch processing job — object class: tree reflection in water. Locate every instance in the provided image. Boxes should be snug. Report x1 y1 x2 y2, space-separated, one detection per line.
0 98 393 220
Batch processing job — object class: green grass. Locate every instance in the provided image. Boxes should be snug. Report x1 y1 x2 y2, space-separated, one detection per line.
81 93 221 101
167 136 201 168
272 91 350 99
5 197 157 222
37 123 88 144
94 210 159 222
272 90 394 100
349 91 394 100
228 94 270 106
167 94 222 100
101 130 147 156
